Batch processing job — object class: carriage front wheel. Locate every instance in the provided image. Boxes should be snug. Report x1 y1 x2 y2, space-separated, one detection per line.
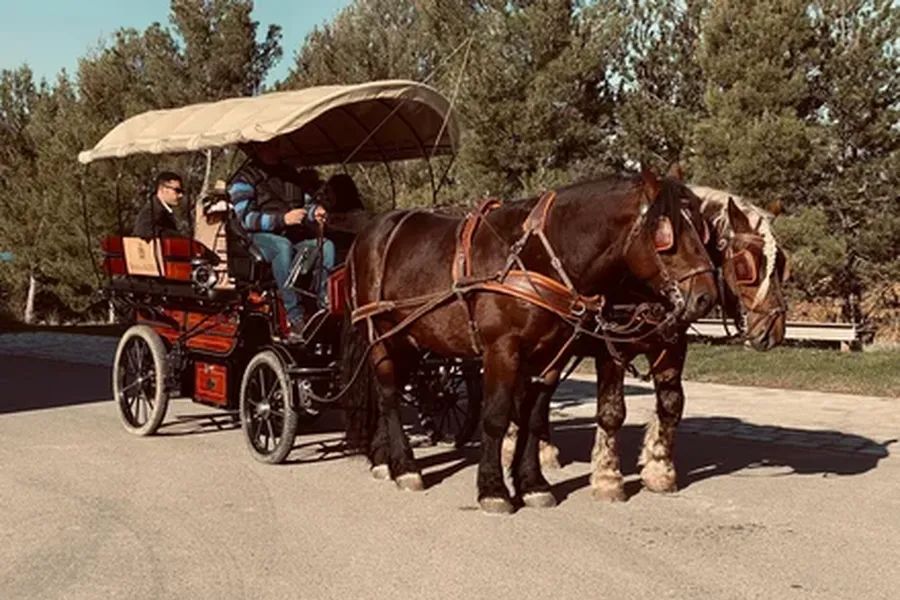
239 350 299 464
113 325 170 436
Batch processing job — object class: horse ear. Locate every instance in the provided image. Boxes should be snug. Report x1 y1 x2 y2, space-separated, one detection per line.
666 162 685 182
766 198 784 218
727 197 752 232
640 166 661 201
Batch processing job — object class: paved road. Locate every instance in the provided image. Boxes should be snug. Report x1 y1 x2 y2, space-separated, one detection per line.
0 334 898 599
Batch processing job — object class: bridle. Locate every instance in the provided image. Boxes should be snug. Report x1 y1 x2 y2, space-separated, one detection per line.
717 231 786 337
622 200 715 321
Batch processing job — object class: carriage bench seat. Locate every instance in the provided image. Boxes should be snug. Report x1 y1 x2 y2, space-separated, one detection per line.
102 236 219 281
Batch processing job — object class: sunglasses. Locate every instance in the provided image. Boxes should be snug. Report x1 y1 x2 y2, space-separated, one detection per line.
164 184 185 194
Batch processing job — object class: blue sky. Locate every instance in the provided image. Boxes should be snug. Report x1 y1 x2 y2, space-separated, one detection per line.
0 0 353 85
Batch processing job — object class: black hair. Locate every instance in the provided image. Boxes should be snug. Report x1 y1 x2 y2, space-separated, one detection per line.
324 173 364 212
155 171 183 188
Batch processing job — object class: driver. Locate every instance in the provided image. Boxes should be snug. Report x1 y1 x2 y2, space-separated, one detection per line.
229 146 332 336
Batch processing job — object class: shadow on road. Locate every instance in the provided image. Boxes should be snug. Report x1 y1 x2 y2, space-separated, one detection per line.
548 416 894 503
156 410 241 437
0 356 111 414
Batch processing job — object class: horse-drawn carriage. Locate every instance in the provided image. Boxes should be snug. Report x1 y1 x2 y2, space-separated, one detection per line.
79 80 480 463
82 79 788 515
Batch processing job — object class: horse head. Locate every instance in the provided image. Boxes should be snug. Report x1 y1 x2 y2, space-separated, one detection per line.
716 196 788 350
621 166 718 324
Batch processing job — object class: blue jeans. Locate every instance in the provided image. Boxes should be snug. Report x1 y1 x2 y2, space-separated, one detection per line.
251 233 302 323
294 238 335 308
251 233 335 322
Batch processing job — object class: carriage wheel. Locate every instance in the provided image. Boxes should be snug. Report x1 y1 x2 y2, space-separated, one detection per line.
415 362 482 447
113 325 170 436
239 351 298 464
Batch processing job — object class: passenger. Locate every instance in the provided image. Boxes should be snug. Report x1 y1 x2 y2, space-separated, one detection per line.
317 174 371 264
320 173 365 213
133 171 184 238
229 147 333 335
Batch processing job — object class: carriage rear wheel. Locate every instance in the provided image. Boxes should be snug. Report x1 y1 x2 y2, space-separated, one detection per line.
411 361 482 448
113 325 170 436
239 350 298 464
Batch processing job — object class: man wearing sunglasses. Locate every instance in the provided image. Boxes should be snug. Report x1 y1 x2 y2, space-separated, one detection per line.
134 171 185 239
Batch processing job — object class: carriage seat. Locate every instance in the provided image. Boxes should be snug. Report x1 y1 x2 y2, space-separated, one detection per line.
101 236 217 279
194 189 274 287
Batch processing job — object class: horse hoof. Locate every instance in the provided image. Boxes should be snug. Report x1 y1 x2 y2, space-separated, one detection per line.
539 442 561 470
522 491 557 508
395 472 425 492
371 464 391 481
479 497 515 515
640 461 677 493
591 478 626 502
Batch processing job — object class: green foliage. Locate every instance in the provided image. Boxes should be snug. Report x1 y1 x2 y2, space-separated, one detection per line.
774 207 848 298
691 0 824 196
615 0 708 165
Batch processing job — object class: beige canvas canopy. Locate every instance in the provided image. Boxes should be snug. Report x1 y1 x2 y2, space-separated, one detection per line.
78 80 459 166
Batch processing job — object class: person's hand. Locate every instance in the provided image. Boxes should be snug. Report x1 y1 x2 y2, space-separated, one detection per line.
284 207 307 225
314 205 327 224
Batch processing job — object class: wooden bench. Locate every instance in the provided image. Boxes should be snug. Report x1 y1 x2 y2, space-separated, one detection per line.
688 318 864 351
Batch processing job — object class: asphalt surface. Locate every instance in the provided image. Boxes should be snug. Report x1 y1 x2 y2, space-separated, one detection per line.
0 334 898 599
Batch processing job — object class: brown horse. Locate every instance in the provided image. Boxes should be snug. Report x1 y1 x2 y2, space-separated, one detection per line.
342 170 717 514
505 186 789 502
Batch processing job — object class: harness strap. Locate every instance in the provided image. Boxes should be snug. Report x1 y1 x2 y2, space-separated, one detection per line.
453 197 501 282
452 198 502 354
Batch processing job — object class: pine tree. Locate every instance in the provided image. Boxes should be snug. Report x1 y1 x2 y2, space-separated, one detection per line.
810 0 899 324
615 0 708 167
691 0 824 199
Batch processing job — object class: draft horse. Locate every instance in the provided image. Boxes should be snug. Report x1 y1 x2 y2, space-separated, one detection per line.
342 170 718 514
505 186 790 502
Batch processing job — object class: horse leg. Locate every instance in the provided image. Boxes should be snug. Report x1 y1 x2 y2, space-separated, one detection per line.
513 381 556 508
478 337 521 514
537 369 561 470
591 357 627 502
369 414 391 480
371 343 423 491
639 337 687 493
502 371 560 471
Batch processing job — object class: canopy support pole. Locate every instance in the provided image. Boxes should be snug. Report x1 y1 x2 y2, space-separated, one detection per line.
374 99 437 205
114 163 124 236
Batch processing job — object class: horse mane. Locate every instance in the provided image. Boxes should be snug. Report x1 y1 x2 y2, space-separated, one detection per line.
520 174 686 231
688 185 779 305
646 177 687 236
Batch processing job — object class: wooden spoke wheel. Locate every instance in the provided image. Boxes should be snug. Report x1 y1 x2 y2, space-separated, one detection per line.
239 351 298 464
113 325 170 436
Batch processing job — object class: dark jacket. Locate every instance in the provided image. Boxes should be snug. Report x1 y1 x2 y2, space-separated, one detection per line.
133 197 181 238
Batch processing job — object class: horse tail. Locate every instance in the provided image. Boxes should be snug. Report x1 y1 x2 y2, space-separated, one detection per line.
340 271 379 457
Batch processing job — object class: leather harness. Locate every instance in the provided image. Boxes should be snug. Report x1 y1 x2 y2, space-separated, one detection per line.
351 192 603 357
349 189 708 379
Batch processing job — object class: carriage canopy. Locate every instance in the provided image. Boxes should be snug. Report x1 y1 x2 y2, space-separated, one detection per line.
77 80 459 167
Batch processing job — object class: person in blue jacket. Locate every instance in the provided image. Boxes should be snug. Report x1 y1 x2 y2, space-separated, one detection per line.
228 147 334 335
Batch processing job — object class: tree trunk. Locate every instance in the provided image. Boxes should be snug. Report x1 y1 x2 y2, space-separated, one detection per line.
24 271 36 324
